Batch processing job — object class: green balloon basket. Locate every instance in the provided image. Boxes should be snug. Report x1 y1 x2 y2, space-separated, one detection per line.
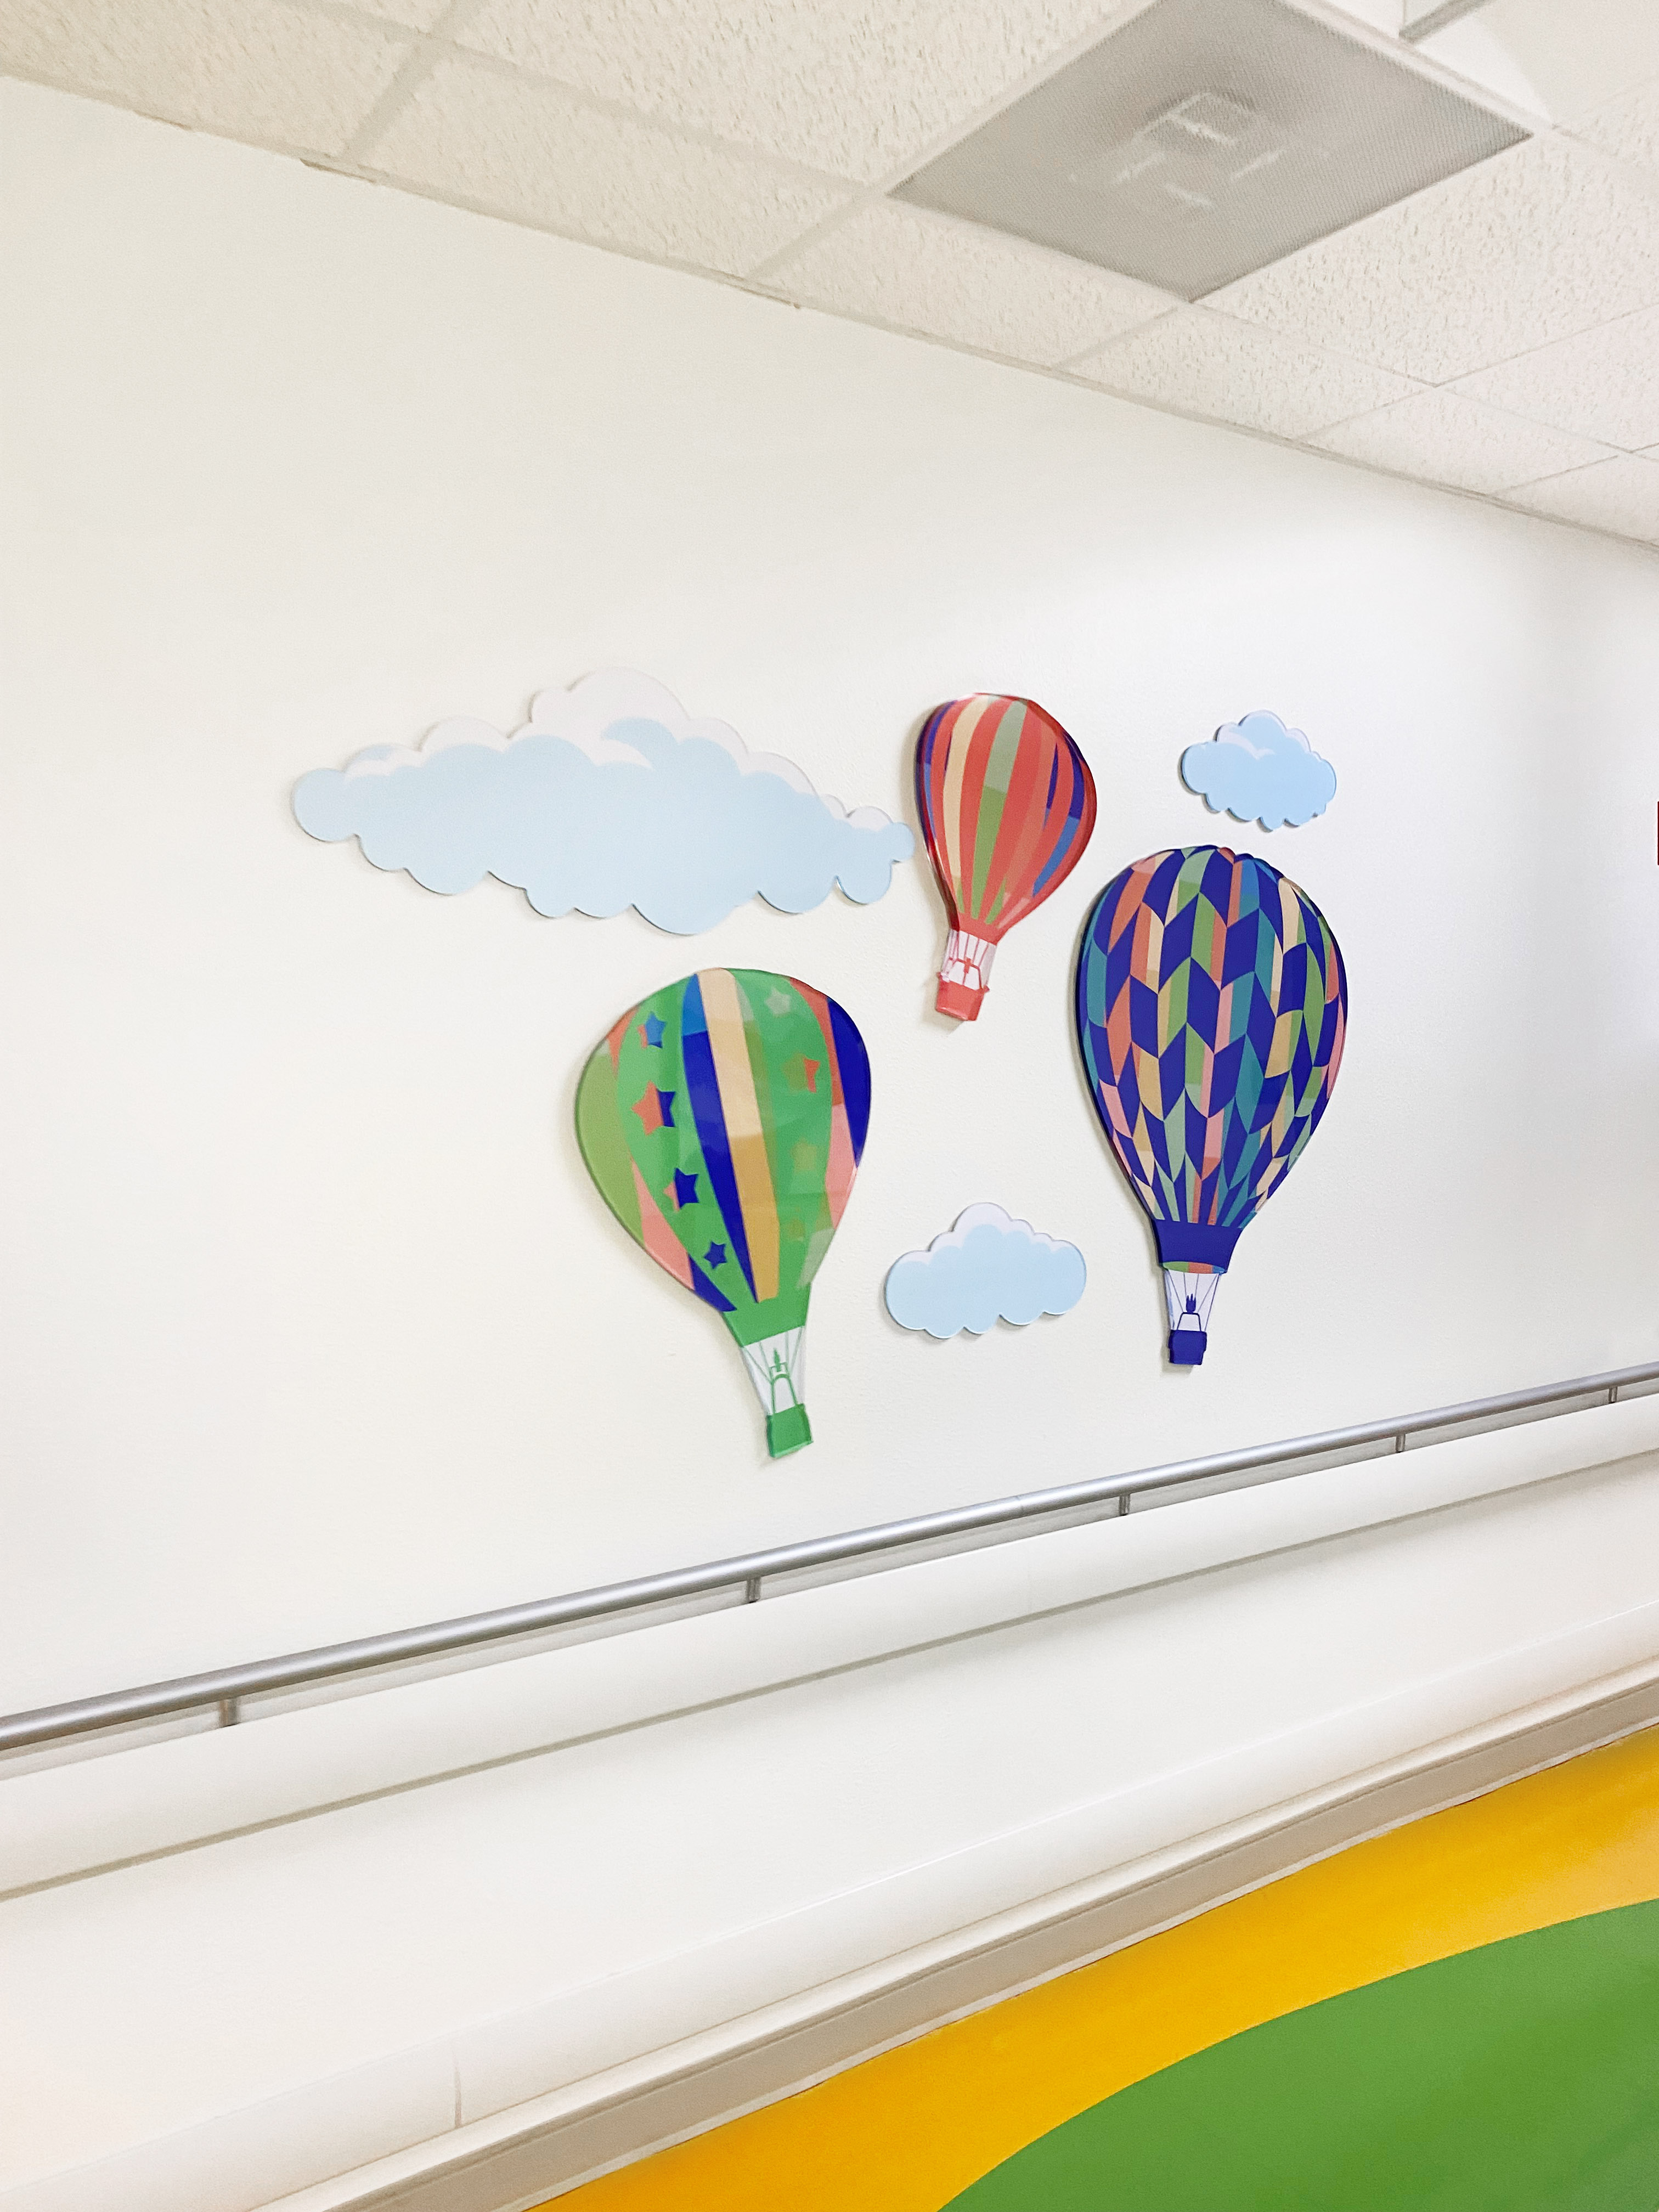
766 1403 813 1459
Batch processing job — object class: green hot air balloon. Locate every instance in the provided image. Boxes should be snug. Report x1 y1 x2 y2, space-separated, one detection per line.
576 968 872 1457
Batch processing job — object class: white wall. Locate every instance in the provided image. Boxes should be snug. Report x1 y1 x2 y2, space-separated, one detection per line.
4 78 1659 2210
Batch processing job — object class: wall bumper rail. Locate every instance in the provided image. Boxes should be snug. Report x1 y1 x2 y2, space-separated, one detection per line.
4 1360 1657 1756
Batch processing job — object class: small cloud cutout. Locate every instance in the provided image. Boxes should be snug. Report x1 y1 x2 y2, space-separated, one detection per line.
884 1203 1086 1340
1180 710 1336 831
292 669 914 935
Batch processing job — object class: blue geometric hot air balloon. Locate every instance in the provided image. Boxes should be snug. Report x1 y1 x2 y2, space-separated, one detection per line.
1075 846 1347 1366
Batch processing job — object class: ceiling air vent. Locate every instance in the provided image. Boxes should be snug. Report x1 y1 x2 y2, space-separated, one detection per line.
895 0 1527 300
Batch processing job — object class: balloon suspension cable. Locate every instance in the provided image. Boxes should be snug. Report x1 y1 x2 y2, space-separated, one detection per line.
936 930 997 1022
1163 1266 1223 1367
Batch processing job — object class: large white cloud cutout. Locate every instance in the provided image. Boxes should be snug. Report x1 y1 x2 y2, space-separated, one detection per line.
884 1204 1087 1340
1179 709 1336 832
292 669 915 935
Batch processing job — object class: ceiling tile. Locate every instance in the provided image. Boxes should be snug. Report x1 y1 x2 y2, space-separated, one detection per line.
0 0 409 154
364 57 849 276
1310 388 1616 494
344 0 453 26
459 0 1119 185
1573 75 1659 174
1211 136 1659 382
770 202 1171 366
1073 308 1420 441
1451 306 1659 450
1507 453 1659 543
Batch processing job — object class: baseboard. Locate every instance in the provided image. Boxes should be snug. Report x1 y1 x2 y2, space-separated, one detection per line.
252 1650 1659 2212
13 1650 1657 2212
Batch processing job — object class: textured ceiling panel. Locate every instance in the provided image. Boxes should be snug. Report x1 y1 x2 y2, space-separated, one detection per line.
0 0 409 153
1508 453 1659 543
1311 388 1616 493
346 0 454 25
1072 307 1419 439
772 201 1172 365
895 0 1525 298
7 1 1659 555
365 57 848 275
460 0 1118 185
1451 306 1659 451
1213 134 1659 382
1573 76 1659 174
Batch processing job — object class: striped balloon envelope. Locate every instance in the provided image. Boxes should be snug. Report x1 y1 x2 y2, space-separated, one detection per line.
576 968 871 1458
1075 847 1346 1367
915 695 1097 1022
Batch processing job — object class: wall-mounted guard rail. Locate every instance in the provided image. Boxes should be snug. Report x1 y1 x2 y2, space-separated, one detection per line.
4 1359 1657 1756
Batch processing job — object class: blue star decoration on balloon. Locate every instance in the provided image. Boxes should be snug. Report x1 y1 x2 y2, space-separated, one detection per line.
639 1013 666 1048
631 1086 675 1133
703 1242 728 1269
669 1169 699 1209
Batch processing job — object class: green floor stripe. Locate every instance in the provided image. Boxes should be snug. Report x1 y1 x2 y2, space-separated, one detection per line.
946 1901 1659 2212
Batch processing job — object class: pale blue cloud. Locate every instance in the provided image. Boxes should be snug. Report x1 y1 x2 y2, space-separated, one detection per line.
293 669 913 936
884 1204 1086 1340
1180 710 1336 832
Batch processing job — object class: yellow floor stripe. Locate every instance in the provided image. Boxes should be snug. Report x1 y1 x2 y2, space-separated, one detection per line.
551 1723 1659 2212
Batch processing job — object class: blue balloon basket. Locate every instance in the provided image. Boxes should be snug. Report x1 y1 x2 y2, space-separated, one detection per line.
1168 1325 1207 1367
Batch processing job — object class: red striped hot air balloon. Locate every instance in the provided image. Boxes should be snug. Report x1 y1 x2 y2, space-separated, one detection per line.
915 695 1098 1022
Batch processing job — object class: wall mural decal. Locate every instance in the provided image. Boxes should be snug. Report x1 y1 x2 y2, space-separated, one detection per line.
293 669 913 934
915 695 1097 1022
884 1204 1086 1340
1180 709 1336 831
1075 847 1346 1367
577 968 870 1459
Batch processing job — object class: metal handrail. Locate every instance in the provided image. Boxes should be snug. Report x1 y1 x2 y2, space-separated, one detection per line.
3 1360 1655 1755
1400 0 1497 44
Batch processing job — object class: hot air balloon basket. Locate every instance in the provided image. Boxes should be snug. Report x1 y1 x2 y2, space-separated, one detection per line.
766 1404 813 1458
1168 1327 1209 1367
935 977 986 1022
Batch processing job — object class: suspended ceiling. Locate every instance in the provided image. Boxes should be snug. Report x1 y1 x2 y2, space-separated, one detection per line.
4 0 1659 551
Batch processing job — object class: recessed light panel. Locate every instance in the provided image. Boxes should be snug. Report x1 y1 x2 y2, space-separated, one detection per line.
895 0 1528 300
